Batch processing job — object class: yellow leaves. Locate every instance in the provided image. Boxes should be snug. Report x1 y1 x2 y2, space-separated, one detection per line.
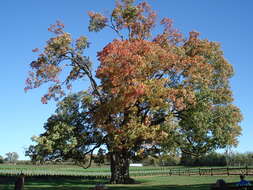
111 0 156 39
45 33 72 56
25 1 243 165
88 11 108 32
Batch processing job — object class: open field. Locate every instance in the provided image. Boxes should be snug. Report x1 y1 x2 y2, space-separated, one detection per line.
0 175 253 190
1 164 253 190
0 164 252 177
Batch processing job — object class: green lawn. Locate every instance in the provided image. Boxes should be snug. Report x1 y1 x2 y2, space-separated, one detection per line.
1 175 253 190
1 164 251 177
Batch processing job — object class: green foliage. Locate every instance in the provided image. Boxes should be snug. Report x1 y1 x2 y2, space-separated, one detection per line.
88 12 108 32
179 151 253 167
180 152 227 167
141 154 180 166
226 152 253 166
25 0 242 184
26 92 103 167
158 154 180 166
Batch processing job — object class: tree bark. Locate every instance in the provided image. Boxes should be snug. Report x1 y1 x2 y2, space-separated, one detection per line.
109 150 134 184
14 174 25 190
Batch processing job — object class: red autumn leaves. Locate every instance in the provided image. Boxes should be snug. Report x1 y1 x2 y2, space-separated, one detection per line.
96 39 196 110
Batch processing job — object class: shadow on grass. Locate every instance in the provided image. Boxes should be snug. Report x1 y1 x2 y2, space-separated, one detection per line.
0 176 107 184
110 184 211 190
0 176 107 190
0 176 213 190
0 184 212 190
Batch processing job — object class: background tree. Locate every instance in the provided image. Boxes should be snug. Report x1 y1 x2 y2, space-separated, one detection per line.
25 0 242 184
0 155 4 164
94 148 106 166
5 152 19 164
180 152 226 167
226 152 253 166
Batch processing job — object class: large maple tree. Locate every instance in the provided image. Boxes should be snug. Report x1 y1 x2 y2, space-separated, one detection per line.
25 0 242 184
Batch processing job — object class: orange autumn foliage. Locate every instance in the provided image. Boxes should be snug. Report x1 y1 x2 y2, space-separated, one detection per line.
25 0 242 184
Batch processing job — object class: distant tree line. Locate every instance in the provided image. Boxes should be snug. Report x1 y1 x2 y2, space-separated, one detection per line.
169 152 253 167
92 151 253 167
180 152 227 166
2 151 252 167
0 152 19 164
226 152 253 166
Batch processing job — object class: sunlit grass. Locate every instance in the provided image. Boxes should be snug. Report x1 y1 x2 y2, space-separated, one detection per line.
1 164 251 177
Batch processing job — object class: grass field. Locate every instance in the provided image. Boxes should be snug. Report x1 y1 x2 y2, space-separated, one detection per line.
1 175 253 190
1 164 252 189
1 164 252 177
0 164 189 177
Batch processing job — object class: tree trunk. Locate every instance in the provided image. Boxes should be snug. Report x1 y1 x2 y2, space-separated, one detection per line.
14 174 25 190
109 150 134 184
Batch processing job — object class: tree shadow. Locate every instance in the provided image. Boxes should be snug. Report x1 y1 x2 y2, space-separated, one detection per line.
0 176 107 190
108 184 212 190
0 184 213 190
27 176 108 186
0 176 214 190
0 175 108 184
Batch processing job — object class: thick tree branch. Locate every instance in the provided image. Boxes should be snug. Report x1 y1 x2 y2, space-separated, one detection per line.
70 55 101 100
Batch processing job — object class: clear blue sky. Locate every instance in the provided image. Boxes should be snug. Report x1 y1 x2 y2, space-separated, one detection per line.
0 0 252 160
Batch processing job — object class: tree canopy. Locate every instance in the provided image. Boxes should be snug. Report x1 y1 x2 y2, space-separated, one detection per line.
25 0 242 184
